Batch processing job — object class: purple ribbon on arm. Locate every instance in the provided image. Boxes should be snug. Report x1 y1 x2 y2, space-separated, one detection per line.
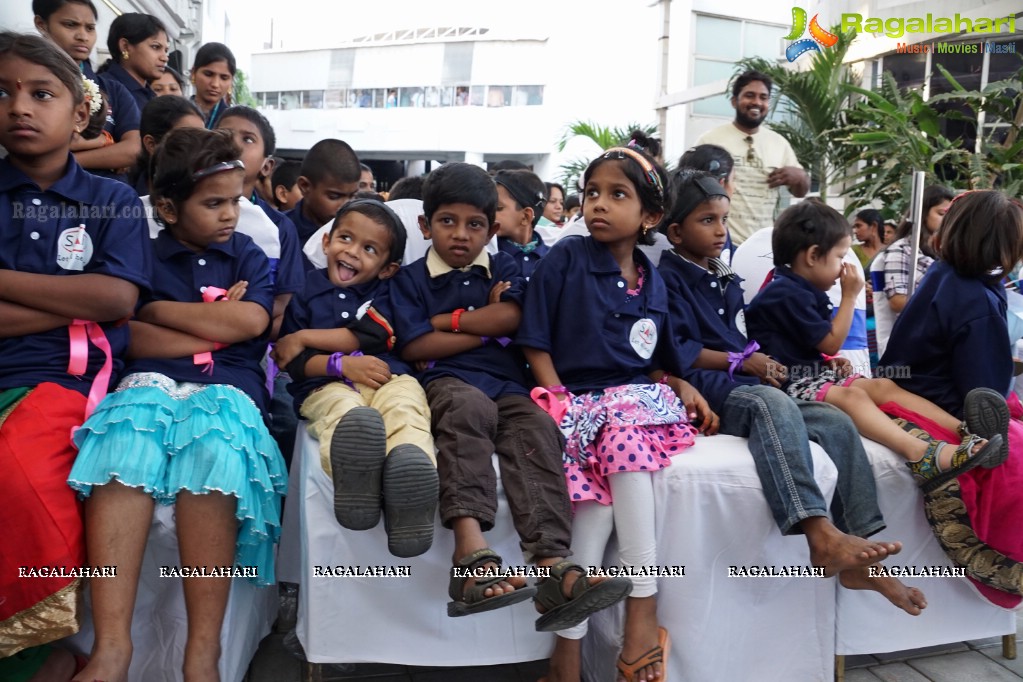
727 340 760 380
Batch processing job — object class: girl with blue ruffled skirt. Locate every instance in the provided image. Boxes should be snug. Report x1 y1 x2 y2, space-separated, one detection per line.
68 127 286 682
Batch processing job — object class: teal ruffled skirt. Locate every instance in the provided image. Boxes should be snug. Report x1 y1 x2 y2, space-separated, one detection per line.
68 373 287 585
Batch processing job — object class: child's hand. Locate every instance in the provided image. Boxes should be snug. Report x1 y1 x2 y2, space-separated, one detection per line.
272 332 305 367
826 355 854 378
667 377 719 435
224 280 248 301
741 352 783 388
489 281 512 305
839 263 863 300
342 354 392 388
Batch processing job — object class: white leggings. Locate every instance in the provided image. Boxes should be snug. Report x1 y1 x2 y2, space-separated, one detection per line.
559 471 658 639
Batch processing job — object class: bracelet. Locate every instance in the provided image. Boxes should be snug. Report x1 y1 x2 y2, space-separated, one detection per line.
726 340 760 380
450 308 466 333
326 351 364 386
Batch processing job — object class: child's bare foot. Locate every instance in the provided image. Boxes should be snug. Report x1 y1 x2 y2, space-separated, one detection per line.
71 641 132 682
183 642 222 682
839 565 927 615
616 596 666 682
540 636 581 682
803 517 901 576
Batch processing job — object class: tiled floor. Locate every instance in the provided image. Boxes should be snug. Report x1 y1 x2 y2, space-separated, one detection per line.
249 621 1023 682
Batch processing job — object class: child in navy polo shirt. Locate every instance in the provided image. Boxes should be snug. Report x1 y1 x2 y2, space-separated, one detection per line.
518 148 710 682
274 199 439 557
68 127 287 682
660 170 922 614
493 169 550 280
880 190 1023 603
287 138 362 267
0 32 151 679
390 162 631 632
745 200 1006 494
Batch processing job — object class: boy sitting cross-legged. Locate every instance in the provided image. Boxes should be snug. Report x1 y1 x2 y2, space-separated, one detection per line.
273 199 438 557
389 163 632 630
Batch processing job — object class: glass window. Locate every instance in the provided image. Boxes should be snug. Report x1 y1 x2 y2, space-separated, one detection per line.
371 89 386 108
400 87 424 107
280 91 301 110
692 60 735 116
353 89 373 108
513 85 544 106
263 91 279 109
989 42 1023 83
744 23 785 59
424 86 441 107
487 86 511 107
439 86 455 106
881 52 927 91
442 43 473 85
325 89 343 109
695 16 741 59
302 90 324 109
931 50 982 95
470 85 485 106
455 86 470 106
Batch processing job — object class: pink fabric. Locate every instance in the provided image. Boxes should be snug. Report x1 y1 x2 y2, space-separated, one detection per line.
193 285 230 373
879 401 1023 608
813 373 862 402
67 319 113 424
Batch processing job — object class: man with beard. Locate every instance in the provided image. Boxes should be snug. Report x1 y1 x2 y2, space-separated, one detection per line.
697 70 809 245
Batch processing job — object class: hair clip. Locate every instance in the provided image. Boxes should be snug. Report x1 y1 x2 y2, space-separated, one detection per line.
191 159 245 182
708 160 721 173
602 147 664 199
627 138 645 153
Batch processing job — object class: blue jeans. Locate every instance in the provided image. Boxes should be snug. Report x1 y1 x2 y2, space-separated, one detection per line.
718 385 884 538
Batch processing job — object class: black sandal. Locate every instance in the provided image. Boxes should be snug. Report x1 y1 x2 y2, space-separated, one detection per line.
447 549 536 617
533 561 633 632
964 387 1011 468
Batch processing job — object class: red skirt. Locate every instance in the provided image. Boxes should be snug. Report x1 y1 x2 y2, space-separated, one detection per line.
0 383 87 656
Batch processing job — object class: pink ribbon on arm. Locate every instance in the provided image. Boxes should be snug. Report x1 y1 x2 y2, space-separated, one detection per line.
193 286 230 375
67 319 114 424
530 386 569 424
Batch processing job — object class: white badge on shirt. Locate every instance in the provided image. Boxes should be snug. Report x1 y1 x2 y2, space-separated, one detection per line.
630 318 658 359
735 309 747 337
56 224 93 271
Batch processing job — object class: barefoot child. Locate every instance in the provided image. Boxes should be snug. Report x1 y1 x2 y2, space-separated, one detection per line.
68 127 287 682
659 170 921 613
273 199 439 557
518 148 710 682
745 200 1006 493
0 32 150 680
390 162 632 632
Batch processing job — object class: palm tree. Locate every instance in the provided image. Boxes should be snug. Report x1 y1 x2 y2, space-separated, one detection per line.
555 121 658 191
735 29 858 202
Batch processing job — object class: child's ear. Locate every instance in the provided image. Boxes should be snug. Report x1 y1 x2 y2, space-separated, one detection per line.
803 245 821 266
643 210 664 234
259 156 275 180
33 16 49 35
487 221 500 239
273 184 288 206
321 231 331 254
665 222 684 246
522 207 535 229
296 176 312 198
417 215 431 239
377 262 401 280
72 101 89 136
142 134 158 155
154 197 178 225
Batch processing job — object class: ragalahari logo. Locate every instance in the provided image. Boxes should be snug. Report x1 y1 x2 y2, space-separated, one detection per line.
785 7 838 62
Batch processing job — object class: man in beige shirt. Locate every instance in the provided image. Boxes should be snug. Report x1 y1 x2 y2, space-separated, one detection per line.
697 70 809 245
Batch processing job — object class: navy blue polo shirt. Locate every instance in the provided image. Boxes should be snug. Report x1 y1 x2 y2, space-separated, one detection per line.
128 230 274 414
253 194 305 295
282 270 410 411
100 62 155 113
193 97 230 130
391 250 531 399
518 236 677 392
881 260 1012 418
657 250 758 412
286 199 325 271
81 61 140 143
745 266 834 387
497 233 549 281
0 155 151 394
